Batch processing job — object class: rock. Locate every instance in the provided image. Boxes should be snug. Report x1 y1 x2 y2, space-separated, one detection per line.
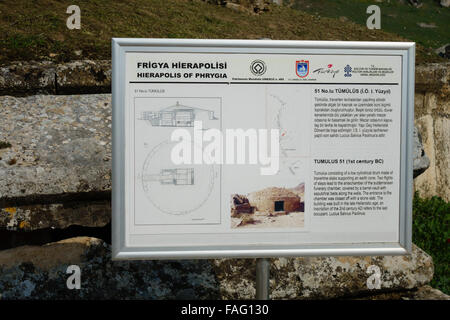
0 90 444 229
441 0 450 8
408 0 422 8
434 44 450 59
351 285 449 300
415 62 450 94
0 60 448 98
406 285 450 300
0 94 111 201
205 0 272 14
0 94 112 230
413 126 430 178
214 244 434 299
231 194 254 216
0 237 219 299
414 63 450 200
0 61 111 96
225 2 247 13
417 22 437 29
0 201 110 231
0 238 434 299
408 0 418 5
55 60 111 94
0 61 56 96
414 63 450 201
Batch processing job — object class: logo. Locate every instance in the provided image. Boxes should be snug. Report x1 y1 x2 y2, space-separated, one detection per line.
250 60 267 76
296 60 309 78
344 64 352 77
312 64 340 78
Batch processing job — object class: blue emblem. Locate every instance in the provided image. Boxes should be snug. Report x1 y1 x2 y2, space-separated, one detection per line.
344 64 352 77
296 60 309 78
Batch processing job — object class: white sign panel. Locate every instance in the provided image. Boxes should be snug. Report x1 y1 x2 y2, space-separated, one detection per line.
112 39 414 259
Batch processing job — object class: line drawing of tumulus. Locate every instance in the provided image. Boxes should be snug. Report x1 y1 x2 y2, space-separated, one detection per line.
139 101 219 127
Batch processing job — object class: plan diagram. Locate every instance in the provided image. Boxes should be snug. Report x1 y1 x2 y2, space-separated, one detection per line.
133 97 222 225
140 140 219 216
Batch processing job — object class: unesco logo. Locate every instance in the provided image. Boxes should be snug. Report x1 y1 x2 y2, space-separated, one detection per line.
250 60 267 76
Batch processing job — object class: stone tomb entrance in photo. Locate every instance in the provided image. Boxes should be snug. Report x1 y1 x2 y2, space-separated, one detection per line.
274 201 284 212
248 187 301 215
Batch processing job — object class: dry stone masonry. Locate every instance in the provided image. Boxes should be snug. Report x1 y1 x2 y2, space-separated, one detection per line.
0 238 437 300
0 60 448 299
414 63 450 201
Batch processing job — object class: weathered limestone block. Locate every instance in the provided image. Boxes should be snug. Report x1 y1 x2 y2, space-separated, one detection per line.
415 115 438 196
414 64 450 200
352 285 449 300
0 237 219 299
0 60 111 96
0 61 56 96
405 285 449 300
413 127 430 178
0 94 112 230
0 60 447 98
434 117 450 198
415 62 450 95
214 244 434 299
0 93 436 230
0 238 434 300
0 94 112 200
55 60 111 94
414 63 450 200
0 201 110 231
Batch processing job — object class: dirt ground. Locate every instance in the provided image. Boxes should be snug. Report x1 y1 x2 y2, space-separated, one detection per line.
231 211 304 229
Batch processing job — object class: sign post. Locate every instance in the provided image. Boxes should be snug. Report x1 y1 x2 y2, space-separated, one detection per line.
256 258 270 300
112 39 414 264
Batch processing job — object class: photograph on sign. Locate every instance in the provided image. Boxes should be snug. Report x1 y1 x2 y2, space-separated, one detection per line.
112 39 414 259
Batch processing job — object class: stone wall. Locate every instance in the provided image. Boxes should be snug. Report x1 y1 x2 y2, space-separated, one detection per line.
414 63 450 201
0 237 438 299
1 60 448 199
0 60 448 299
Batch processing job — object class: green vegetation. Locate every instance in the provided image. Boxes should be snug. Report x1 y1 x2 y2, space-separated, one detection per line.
413 192 450 294
0 0 443 65
287 0 450 50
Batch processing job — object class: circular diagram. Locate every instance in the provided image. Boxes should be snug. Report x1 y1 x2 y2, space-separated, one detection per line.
141 140 217 215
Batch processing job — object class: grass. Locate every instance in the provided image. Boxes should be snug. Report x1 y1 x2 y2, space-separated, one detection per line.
287 0 450 50
0 0 443 66
413 192 450 294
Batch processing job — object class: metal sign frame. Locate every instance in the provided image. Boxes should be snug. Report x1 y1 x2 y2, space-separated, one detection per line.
112 39 415 260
